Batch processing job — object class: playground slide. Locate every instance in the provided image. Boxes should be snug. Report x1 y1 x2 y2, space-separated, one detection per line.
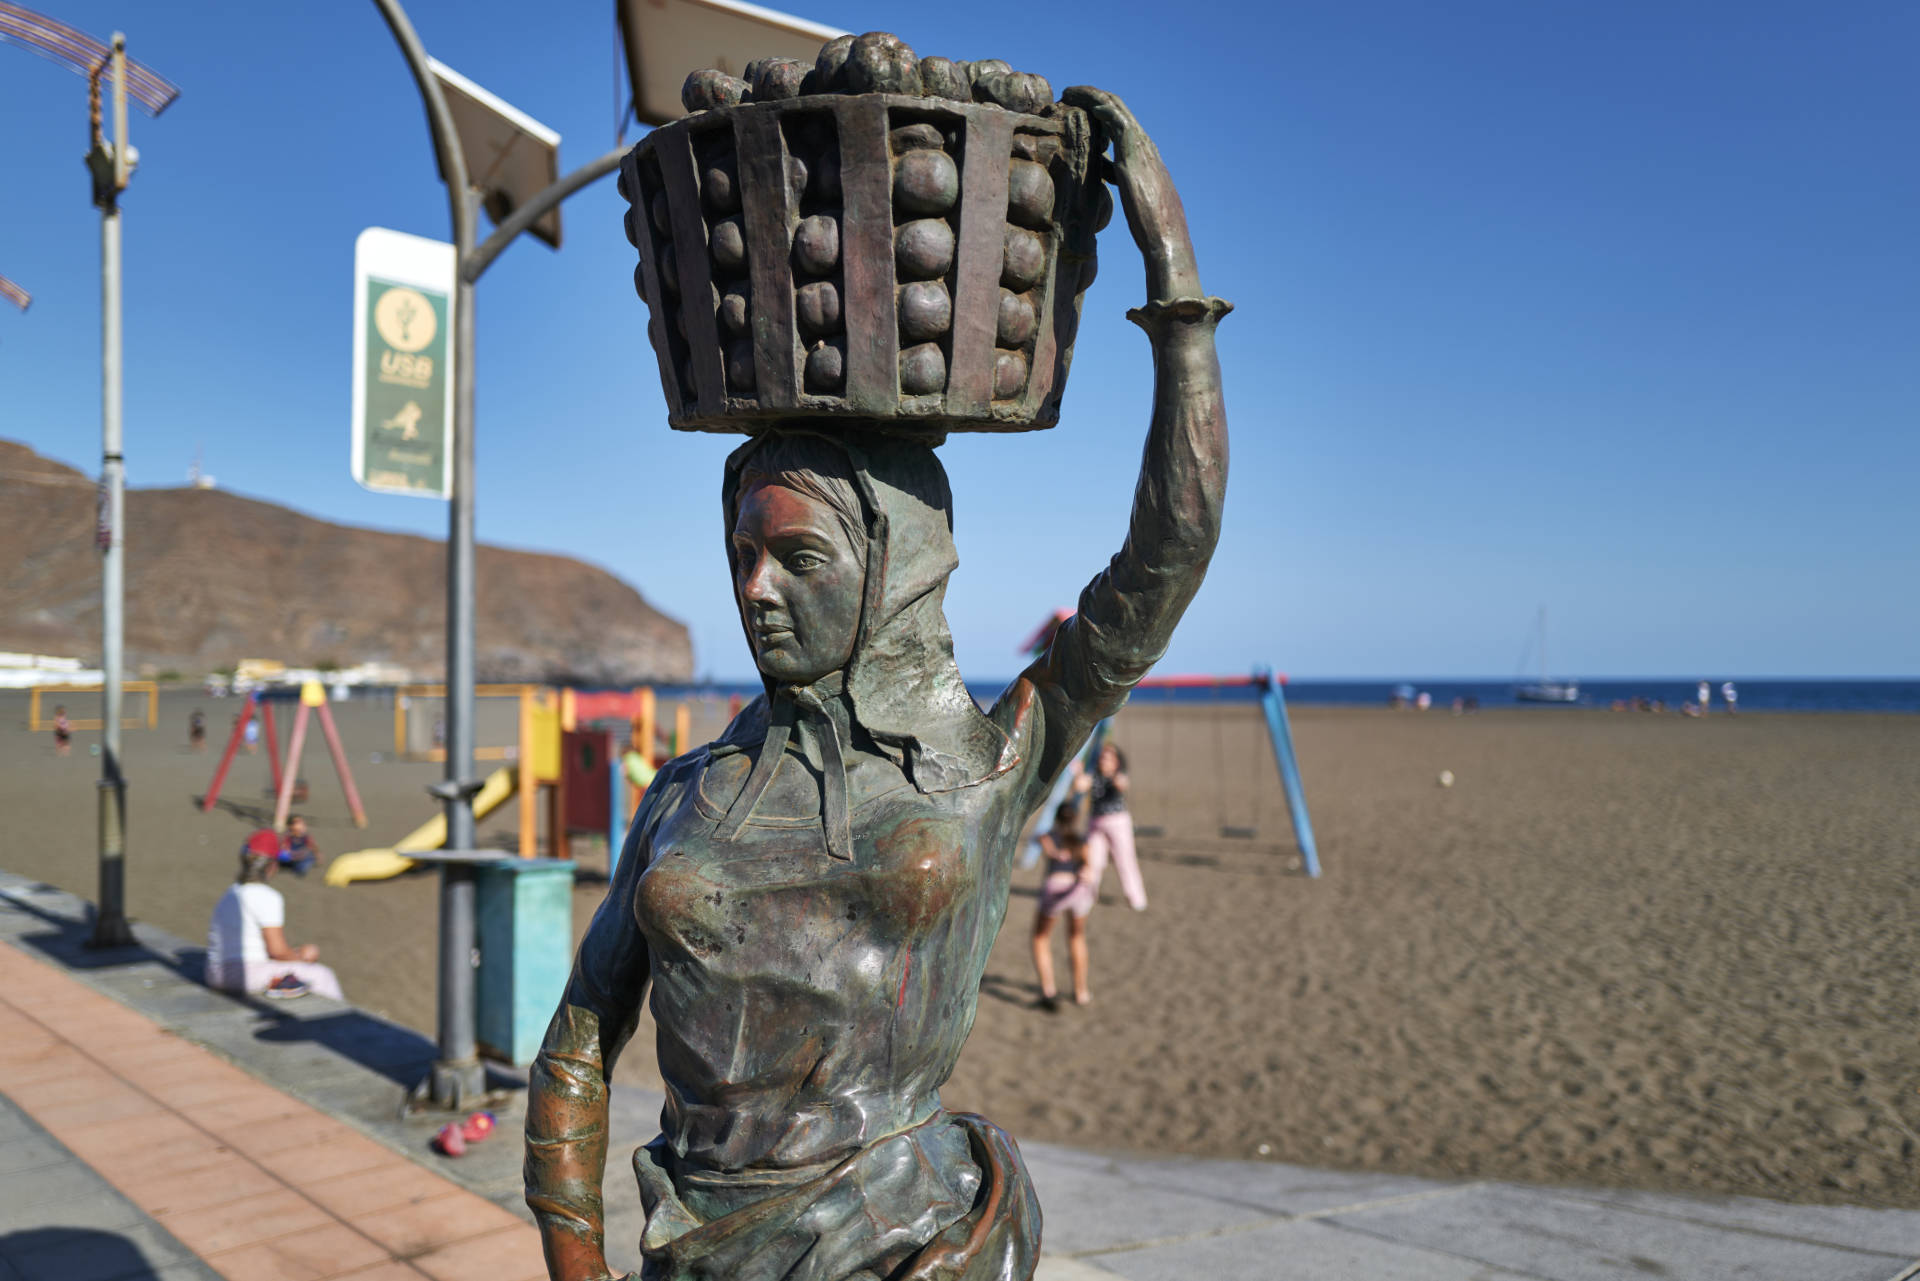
324 766 518 886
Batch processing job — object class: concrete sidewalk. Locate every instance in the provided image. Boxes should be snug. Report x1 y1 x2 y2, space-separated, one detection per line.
2 870 1916 1281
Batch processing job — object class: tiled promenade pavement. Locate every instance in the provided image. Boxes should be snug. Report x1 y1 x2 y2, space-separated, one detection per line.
3 870 1918 1281
0 940 544 1281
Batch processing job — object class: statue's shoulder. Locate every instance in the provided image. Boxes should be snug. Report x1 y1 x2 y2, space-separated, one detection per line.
711 693 771 751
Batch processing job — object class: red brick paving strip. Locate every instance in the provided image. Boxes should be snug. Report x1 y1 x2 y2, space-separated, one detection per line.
0 939 547 1281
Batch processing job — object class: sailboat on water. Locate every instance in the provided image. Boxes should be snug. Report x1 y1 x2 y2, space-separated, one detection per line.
1513 606 1580 703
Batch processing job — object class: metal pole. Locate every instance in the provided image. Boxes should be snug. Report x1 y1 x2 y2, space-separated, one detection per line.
90 33 132 949
370 0 483 1109
1259 677 1321 879
432 185 483 1107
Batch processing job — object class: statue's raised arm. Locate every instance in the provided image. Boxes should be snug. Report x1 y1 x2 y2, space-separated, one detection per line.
1011 87 1231 796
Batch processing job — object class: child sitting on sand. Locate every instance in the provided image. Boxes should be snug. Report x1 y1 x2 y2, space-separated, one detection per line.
1031 801 1103 1010
278 814 323 877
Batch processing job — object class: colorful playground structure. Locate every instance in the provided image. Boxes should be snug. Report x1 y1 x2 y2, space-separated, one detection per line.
316 656 1317 885
325 684 738 886
1020 610 1320 876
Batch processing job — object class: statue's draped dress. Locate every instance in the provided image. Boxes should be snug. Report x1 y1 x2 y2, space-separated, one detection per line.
528 300 1225 1281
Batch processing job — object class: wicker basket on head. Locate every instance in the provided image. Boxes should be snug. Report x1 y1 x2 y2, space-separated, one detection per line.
619 40 1109 440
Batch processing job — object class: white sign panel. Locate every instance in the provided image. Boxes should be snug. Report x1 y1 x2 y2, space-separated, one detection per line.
352 228 455 499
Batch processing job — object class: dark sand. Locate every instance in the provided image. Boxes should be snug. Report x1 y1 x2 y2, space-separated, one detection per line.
3 689 1916 1208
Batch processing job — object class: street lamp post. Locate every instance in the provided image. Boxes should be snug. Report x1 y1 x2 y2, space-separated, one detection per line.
369 0 621 1109
367 0 832 1110
86 34 135 948
3 6 177 946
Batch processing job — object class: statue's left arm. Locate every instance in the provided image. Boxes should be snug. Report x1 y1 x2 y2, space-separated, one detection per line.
1009 87 1231 800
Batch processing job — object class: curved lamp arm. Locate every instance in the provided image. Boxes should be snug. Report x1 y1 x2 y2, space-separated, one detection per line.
463 146 627 283
367 0 476 252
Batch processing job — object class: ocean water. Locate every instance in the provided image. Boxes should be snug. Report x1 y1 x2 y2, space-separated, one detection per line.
647 679 1920 714
1267 679 1920 714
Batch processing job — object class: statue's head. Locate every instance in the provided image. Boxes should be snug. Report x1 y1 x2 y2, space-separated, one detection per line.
730 434 868 686
719 428 1014 793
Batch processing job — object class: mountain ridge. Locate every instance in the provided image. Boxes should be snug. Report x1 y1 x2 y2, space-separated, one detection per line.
0 439 693 684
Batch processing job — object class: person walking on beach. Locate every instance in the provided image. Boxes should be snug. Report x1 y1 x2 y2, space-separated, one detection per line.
51 705 71 757
241 713 259 755
1697 681 1711 714
1031 802 1100 1009
189 708 206 752
1074 742 1147 911
1721 680 1739 715
206 831 343 1000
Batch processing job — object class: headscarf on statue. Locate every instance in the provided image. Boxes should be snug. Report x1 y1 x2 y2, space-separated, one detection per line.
710 430 1017 854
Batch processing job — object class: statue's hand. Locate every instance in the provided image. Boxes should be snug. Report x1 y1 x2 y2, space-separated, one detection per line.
1062 86 1200 301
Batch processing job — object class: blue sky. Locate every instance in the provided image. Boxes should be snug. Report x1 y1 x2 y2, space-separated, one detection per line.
3 1 1915 680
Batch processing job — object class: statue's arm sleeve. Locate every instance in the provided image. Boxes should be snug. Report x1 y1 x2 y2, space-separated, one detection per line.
524 784 657 1281
1019 297 1230 800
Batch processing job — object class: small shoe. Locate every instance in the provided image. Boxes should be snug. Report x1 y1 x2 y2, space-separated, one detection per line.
263 974 309 1000
459 1110 496 1143
433 1122 467 1157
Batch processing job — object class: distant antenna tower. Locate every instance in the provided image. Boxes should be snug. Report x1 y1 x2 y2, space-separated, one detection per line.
188 442 215 489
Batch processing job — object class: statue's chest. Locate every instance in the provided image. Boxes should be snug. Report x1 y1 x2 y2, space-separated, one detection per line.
634 752 980 966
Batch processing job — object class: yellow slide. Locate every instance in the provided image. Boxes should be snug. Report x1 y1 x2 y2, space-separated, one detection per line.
325 766 519 886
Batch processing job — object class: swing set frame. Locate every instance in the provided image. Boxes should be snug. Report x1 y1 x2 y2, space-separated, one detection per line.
200 684 368 830
1125 668 1319 877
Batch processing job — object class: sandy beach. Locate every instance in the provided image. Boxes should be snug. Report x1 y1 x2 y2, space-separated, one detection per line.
2 689 1915 1209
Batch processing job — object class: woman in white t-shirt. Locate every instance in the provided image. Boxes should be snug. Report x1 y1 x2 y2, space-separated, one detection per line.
206 833 343 999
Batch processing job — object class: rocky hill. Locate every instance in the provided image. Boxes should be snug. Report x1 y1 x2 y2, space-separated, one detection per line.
0 440 693 684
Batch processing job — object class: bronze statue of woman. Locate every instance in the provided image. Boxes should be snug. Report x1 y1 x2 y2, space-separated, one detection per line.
524 85 1228 1281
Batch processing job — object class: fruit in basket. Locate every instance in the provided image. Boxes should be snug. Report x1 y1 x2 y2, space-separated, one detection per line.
796 281 841 338
792 216 840 277
846 32 919 95
919 56 970 103
805 339 845 392
973 69 1052 115
726 340 757 393
894 150 959 215
1006 160 1054 229
900 342 947 395
994 350 1028 400
898 281 952 342
996 289 1036 346
746 57 810 102
895 219 956 280
703 165 739 215
710 217 748 273
889 123 945 153
682 70 749 113
718 284 752 338
809 35 856 94
624 29 1109 433
1002 227 1046 290
962 59 1011 87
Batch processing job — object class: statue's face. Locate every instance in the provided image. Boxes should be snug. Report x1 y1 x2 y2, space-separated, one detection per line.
732 481 864 686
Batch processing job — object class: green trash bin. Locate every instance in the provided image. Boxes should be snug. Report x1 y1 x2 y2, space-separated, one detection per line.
474 857 576 1066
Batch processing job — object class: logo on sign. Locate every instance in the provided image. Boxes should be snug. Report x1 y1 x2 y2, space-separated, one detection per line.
375 286 437 352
